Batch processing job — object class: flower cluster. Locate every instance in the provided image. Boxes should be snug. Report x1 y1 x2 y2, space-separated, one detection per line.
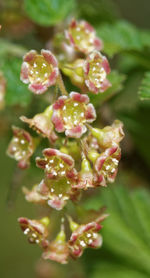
7 18 124 264
18 212 107 264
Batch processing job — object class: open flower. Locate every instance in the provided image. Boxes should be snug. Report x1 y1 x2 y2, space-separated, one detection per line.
20 105 58 143
41 177 77 210
52 92 96 138
65 19 103 54
18 217 49 248
68 214 106 258
42 225 69 264
24 177 79 210
0 71 6 110
83 50 111 94
94 146 121 186
36 148 77 179
91 120 124 149
20 49 59 94
7 126 35 169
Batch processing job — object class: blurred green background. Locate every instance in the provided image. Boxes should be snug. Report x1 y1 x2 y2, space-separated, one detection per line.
0 0 150 277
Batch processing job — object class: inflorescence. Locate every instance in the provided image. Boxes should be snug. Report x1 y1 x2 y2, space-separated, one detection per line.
7 18 124 264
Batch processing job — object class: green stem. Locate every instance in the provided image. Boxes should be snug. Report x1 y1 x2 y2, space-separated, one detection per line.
57 72 68 96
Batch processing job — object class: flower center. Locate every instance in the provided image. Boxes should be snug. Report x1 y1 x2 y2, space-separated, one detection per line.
71 25 93 51
102 156 119 177
45 156 68 177
88 59 106 88
29 55 52 84
62 99 85 128
45 177 71 199
11 135 29 161
76 229 98 249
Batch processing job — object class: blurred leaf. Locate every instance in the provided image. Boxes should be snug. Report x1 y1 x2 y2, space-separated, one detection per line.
138 72 150 100
89 70 126 106
97 21 150 57
77 0 120 26
1 57 32 106
24 0 76 26
92 262 148 278
118 106 150 167
83 185 150 277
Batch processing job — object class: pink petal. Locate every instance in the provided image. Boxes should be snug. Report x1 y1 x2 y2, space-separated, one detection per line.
43 148 58 157
18 160 29 169
102 56 111 74
83 61 90 76
85 80 99 94
60 154 74 166
89 235 103 248
65 125 87 138
106 146 118 156
70 18 77 29
52 113 65 132
48 198 66 210
53 96 66 110
23 50 37 63
108 168 118 183
85 103 96 122
100 79 111 92
96 174 106 187
95 156 106 172
29 83 48 95
36 158 47 169
46 68 58 86
70 92 89 103
20 62 29 84
94 38 103 51
84 21 94 33
41 49 58 67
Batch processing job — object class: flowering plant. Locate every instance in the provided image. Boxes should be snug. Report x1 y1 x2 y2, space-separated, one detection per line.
6 18 124 265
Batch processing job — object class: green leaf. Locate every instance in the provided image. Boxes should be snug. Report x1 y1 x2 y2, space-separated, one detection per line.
24 0 76 26
138 72 150 100
1 57 32 106
83 185 150 277
97 21 144 57
89 70 126 106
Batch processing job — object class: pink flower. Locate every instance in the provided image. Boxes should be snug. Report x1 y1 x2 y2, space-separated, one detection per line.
42 178 76 210
18 217 49 248
65 19 103 54
23 177 79 211
36 148 77 180
68 214 107 258
94 146 121 186
20 49 59 94
52 92 96 138
83 50 111 94
20 105 58 143
7 126 35 169
42 225 69 264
